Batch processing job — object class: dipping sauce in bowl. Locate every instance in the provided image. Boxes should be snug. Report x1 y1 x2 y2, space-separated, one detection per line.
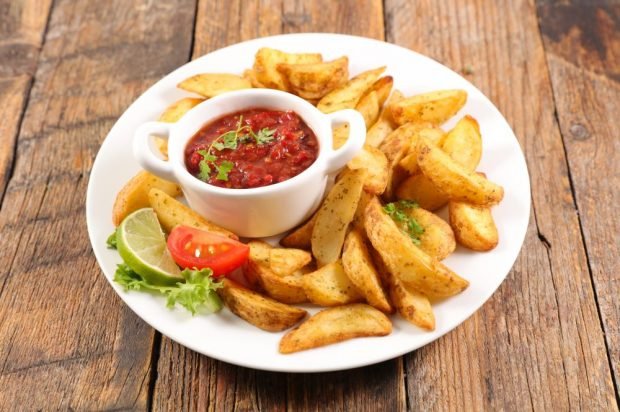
185 109 319 189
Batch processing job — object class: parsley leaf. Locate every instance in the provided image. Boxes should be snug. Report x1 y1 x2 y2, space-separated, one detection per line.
215 160 234 181
383 201 424 245
212 131 238 151
113 264 222 315
255 128 275 145
106 232 117 249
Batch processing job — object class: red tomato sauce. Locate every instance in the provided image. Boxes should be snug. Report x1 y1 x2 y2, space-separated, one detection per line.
185 108 319 189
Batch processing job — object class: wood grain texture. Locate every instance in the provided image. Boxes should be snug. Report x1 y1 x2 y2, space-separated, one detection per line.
0 0 196 409
0 0 53 200
152 1 405 411
385 0 618 410
537 0 620 394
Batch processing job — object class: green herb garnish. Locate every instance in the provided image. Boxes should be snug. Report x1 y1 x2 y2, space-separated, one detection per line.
114 264 223 315
383 200 425 245
196 116 275 182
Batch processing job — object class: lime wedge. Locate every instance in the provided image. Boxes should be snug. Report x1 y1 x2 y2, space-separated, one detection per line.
116 208 182 286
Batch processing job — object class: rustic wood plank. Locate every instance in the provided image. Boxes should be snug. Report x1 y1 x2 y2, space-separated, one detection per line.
0 0 196 409
152 1 404 411
537 0 620 395
0 0 53 200
385 0 618 410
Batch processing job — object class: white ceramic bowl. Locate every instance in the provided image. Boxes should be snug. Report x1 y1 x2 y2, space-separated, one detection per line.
133 89 365 237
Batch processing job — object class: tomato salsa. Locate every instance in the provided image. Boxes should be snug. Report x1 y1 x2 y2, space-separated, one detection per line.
185 108 319 189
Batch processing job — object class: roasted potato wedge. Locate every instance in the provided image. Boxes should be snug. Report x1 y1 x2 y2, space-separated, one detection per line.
347 146 389 194
269 248 313 276
366 76 394 107
352 189 373 231
219 279 306 332
253 48 322 91
371 249 435 330
302 261 363 306
148 188 237 239
243 69 266 88
311 168 366 266
177 73 251 97
403 207 455 260
449 201 499 251
317 66 386 113
159 97 204 123
112 172 181 226
332 123 349 149
277 56 349 99
417 138 504 206
355 90 381 128
390 89 467 126
396 173 449 211
398 127 447 174
364 197 469 298
246 258 308 304
441 115 482 171
280 213 317 249
342 230 392 313
279 304 392 354
365 90 404 147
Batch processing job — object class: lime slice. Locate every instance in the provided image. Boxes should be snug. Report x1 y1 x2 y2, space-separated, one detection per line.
116 208 182 286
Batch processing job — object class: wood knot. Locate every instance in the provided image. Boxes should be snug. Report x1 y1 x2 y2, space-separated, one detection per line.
569 123 590 140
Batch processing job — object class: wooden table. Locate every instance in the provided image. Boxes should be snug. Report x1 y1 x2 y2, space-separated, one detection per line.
1 0 618 410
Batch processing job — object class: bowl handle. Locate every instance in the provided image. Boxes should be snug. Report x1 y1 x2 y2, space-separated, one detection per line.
133 121 177 182
324 109 366 174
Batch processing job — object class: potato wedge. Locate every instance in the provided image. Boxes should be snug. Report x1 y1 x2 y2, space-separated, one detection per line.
449 201 499 251
441 115 482 171
243 69 266 88
279 304 392 354
277 56 349 99
253 48 322 91
148 188 237 239
302 261 362 306
269 248 312 276
417 138 504 206
342 230 392 313
398 127 446 174
311 168 366 266
246 258 308 304
364 197 468 298
177 73 251 97
390 89 467 126
365 90 404 147
332 123 349 149
112 172 181 226
352 189 373 231
366 76 394 107
159 97 204 123
280 213 317 249
317 66 386 113
405 207 455 260
219 279 306 332
371 249 435 330
396 173 449 211
355 90 381 128
347 146 389 194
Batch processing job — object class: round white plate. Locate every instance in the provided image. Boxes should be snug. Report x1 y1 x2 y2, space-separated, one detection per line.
87 33 530 373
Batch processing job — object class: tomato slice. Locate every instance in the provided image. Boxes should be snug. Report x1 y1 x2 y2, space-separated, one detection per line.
167 226 249 277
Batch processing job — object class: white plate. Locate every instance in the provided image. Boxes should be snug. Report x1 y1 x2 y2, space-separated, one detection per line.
86 33 530 373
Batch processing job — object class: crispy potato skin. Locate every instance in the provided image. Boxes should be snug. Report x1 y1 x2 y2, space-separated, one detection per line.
364 197 469 298
219 279 306 332
148 188 237 239
317 66 385 113
302 261 363 306
311 168 366 266
253 48 322 91
403 207 456 260
279 304 392 354
342 230 392 313
112 171 181 226
449 201 499 251
347 146 389 195
417 138 504 206
280 214 317 250
390 89 467 126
